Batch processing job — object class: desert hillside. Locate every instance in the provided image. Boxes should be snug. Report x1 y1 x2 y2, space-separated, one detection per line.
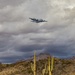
0 54 75 75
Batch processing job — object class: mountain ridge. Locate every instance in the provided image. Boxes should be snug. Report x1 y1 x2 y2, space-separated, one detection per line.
0 53 75 75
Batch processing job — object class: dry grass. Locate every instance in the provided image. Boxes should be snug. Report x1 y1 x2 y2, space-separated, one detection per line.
0 67 19 75
0 57 75 75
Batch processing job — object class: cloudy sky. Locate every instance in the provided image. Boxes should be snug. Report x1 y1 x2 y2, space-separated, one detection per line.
0 0 75 63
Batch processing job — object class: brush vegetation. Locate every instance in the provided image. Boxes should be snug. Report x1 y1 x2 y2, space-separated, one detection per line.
0 55 75 75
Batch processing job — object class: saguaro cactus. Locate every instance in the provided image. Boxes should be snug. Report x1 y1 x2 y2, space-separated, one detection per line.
42 56 54 75
48 57 51 75
42 62 48 75
48 56 54 75
31 51 36 75
42 63 47 75
51 57 54 72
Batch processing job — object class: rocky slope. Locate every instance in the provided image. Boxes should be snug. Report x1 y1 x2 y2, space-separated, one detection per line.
0 54 75 75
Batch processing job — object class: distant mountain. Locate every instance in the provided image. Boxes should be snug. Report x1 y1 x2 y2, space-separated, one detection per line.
36 53 50 60
69 56 75 60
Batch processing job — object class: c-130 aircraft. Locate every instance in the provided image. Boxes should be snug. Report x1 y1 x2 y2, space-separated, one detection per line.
29 18 47 23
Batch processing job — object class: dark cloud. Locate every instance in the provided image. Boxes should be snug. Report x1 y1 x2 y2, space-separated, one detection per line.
0 56 24 63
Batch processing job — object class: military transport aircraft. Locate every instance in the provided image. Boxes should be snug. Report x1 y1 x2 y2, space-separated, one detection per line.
29 18 47 23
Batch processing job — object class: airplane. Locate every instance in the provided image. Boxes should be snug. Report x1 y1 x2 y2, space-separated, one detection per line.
29 18 47 23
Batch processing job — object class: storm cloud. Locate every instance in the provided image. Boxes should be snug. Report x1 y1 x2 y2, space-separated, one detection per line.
0 0 75 63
